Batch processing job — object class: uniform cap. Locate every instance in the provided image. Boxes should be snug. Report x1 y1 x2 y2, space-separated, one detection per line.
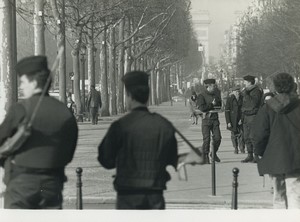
243 75 255 82
16 55 49 76
203 79 216 84
122 71 149 88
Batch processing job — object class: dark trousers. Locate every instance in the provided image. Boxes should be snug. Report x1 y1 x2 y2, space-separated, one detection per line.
201 119 222 154
90 107 98 124
116 191 165 210
230 126 245 151
243 115 256 153
4 165 64 209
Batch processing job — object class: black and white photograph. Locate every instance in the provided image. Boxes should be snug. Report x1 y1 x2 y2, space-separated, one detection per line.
0 0 299 221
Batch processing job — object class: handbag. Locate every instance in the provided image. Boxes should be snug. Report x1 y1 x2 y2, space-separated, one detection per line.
0 47 64 159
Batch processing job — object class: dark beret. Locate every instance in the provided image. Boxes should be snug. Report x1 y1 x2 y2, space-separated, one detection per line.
203 79 216 84
122 71 149 88
16 55 49 76
243 75 255 82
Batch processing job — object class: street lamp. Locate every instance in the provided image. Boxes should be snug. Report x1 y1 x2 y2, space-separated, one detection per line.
198 44 206 84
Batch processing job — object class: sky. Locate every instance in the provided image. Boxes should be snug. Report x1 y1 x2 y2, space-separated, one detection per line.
190 0 254 60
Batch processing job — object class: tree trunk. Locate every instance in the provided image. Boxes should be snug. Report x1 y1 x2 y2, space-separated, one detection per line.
71 49 82 117
87 16 95 87
80 55 86 113
108 27 117 115
117 17 125 114
49 0 66 103
0 0 15 208
99 25 109 116
34 0 45 55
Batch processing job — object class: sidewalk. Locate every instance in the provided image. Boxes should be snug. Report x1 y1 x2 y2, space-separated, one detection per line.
63 100 273 209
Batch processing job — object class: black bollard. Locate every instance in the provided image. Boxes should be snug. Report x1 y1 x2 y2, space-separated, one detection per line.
76 167 83 210
231 167 239 210
211 148 216 196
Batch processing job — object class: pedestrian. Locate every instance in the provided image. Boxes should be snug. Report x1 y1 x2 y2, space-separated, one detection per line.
197 78 222 164
225 85 245 154
87 85 102 125
188 91 202 125
0 55 78 209
67 93 77 116
97 71 178 210
240 75 263 163
253 72 300 209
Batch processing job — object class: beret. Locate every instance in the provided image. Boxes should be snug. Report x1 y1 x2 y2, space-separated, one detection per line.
203 79 216 84
243 75 255 82
16 55 49 76
122 71 149 88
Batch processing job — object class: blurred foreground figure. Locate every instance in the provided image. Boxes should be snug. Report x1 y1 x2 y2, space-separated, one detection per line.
0 56 78 209
253 73 300 209
98 71 178 209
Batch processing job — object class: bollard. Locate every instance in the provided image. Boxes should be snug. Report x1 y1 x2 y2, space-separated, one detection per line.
231 167 239 210
211 141 216 196
76 167 83 210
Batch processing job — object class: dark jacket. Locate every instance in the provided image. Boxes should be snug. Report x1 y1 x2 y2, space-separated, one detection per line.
225 94 243 132
241 85 263 117
253 93 300 175
0 93 78 169
87 88 102 108
98 106 178 191
197 88 222 120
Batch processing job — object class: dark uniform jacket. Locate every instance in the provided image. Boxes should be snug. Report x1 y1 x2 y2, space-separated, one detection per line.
0 93 78 169
87 88 102 108
225 94 243 133
98 106 178 191
241 85 263 117
253 94 300 175
197 89 222 120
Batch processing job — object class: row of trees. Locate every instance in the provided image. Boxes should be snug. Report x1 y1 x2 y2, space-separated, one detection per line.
236 0 300 90
0 0 202 121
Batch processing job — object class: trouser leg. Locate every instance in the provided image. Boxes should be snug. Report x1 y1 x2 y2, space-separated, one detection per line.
285 172 300 209
272 174 287 209
201 121 211 154
211 119 221 153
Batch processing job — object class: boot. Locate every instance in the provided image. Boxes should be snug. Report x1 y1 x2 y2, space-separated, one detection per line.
210 153 221 162
203 154 210 164
234 147 239 154
252 154 259 163
241 153 254 163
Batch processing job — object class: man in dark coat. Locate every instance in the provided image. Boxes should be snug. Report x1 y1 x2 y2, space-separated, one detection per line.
197 79 222 163
225 86 245 154
0 56 78 209
253 73 300 209
97 71 178 210
240 75 263 163
87 85 102 125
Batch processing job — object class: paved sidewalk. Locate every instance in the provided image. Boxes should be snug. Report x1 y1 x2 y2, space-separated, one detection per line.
63 100 273 209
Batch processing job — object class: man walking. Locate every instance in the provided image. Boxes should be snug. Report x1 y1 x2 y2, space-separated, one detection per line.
0 56 78 209
225 86 245 154
197 79 222 164
240 75 263 163
98 71 178 210
87 85 102 125
253 72 300 209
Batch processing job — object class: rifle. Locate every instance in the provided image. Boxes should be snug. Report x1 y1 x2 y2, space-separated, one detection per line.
0 47 64 159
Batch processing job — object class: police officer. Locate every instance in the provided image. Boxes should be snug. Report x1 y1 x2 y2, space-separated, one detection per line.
98 71 178 209
197 79 222 164
0 56 78 209
241 75 263 163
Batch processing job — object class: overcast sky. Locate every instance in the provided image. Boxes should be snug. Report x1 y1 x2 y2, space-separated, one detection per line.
190 0 254 60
